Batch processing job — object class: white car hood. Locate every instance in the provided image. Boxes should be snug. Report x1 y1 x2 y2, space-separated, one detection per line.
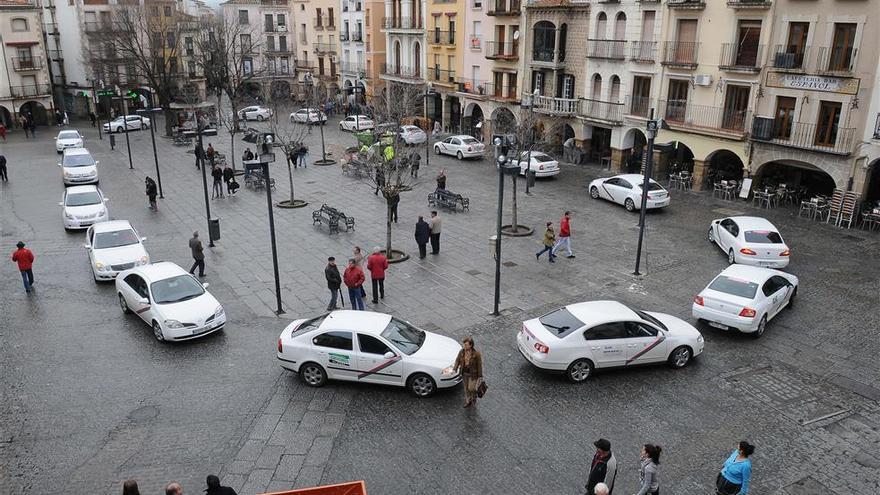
645 312 702 341
411 331 461 364
154 292 220 324
64 165 97 176
65 203 105 217
93 243 148 266
58 138 82 146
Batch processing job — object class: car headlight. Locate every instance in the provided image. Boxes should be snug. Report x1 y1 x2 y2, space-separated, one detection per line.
63 171 71 177
214 305 225 318
97 208 107 216
64 212 75 219
697 335 705 343
95 262 107 271
86 170 96 177
164 319 184 329
137 256 149 266
440 365 456 377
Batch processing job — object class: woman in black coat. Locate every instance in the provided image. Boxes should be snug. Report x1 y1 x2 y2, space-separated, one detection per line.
414 216 431 259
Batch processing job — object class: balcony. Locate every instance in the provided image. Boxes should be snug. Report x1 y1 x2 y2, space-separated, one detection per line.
484 82 519 101
485 41 518 61
719 43 763 72
295 59 314 69
9 84 52 98
587 39 626 60
487 0 521 16
661 41 699 69
817 46 857 75
625 95 652 118
267 46 294 54
44 22 59 34
578 98 623 124
351 31 363 42
48 49 63 60
771 46 808 70
629 41 656 63
469 35 482 50
455 78 486 96
429 67 456 85
727 0 771 8
429 29 455 46
660 100 750 136
340 31 349 41
382 17 423 31
751 119 856 155
340 62 366 76
874 114 880 140
667 0 705 9
531 48 564 68
265 66 293 76
12 56 44 71
313 43 336 55
532 94 578 116
381 63 422 80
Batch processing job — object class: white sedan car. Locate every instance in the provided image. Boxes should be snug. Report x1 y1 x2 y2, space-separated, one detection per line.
290 108 327 125
692 264 798 338
517 300 704 382
60 148 99 186
399 125 427 144
277 310 462 397
511 151 560 177
103 115 150 133
238 105 273 121
60 185 109 230
708 216 791 268
434 135 486 160
589 174 670 211
85 220 149 282
116 262 226 342
339 115 375 131
55 130 83 153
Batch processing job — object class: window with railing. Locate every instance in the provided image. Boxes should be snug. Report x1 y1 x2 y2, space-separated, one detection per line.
662 41 698 66
587 39 625 59
485 41 518 60
630 41 656 62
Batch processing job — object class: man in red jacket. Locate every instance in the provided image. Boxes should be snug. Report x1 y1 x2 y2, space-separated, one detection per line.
343 258 366 310
366 246 389 304
11 241 35 293
552 210 575 259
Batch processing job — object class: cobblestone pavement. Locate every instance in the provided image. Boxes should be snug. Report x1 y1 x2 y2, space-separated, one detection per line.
2 118 879 494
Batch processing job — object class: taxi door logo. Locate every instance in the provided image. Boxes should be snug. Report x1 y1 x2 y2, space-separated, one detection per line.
329 353 350 366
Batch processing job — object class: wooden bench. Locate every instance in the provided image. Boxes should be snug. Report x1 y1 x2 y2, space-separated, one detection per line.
312 204 356 234
428 189 469 211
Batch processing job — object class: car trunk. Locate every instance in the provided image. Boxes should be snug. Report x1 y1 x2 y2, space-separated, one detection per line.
701 288 752 316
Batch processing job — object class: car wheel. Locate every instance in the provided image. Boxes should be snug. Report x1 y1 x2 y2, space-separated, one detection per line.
407 373 436 398
339 123 345 130
300 362 327 387
566 359 593 383
787 288 797 310
590 186 600 199
115 127 123 133
625 198 636 212
434 146 441 155
118 293 131 314
708 227 716 244
152 321 165 341
456 151 464 160
257 115 265 121
728 249 736 265
668 346 692 369
751 316 767 339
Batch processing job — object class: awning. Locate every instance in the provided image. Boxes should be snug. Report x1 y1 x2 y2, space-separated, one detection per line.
5 41 39 47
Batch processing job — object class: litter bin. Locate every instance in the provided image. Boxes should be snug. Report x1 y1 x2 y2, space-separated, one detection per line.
109 134 116 150
208 217 221 242
527 170 536 188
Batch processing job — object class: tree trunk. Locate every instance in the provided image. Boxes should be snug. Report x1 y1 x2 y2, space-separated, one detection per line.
230 135 237 173
510 174 519 233
287 155 295 204
385 199 393 260
162 106 175 137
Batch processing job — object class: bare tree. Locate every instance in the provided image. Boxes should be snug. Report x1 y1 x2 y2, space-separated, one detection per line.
342 81 426 260
263 80 311 207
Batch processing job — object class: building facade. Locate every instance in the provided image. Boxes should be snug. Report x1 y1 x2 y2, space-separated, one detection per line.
0 0 53 126
424 0 463 130
380 0 426 93
339 0 384 103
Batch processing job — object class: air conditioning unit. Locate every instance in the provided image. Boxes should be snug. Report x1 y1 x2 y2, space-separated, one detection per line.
276 25 287 32
693 74 712 86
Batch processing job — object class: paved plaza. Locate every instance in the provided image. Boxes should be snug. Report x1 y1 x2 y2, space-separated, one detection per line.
2 118 880 494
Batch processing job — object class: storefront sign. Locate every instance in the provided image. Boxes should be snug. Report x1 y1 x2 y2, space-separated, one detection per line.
766 72 859 95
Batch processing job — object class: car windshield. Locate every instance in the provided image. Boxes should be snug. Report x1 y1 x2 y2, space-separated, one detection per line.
66 191 101 206
744 230 783 244
58 131 79 140
293 314 328 334
151 274 205 304
708 275 758 299
538 307 585 338
635 310 668 332
93 229 139 249
462 137 479 144
533 154 554 162
403 126 420 132
63 154 94 167
380 318 426 355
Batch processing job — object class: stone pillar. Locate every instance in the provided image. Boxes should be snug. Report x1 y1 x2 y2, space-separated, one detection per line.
650 150 664 178
692 159 707 191
611 147 625 173
440 93 449 131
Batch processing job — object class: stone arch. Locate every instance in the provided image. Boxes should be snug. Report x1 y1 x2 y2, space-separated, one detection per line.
614 12 626 40
491 106 516 132
0 105 12 127
413 41 421 77
595 12 607 39
393 40 401 73
752 159 837 196
242 82 262 101
865 158 880 203
621 128 648 173
591 73 602 100
19 101 48 125
464 103 484 138
609 75 621 102
270 80 292 101
132 87 153 108
705 149 745 183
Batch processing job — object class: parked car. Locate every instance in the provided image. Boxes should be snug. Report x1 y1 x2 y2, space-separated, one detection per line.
589 174 670 211
511 151 560 177
103 115 150 133
60 185 109 230
707 216 790 268
692 264 798 338
238 106 273 121
55 129 84 153
433 135 485 160
59 148 99 186
399 125 427 144
339 115 375 131
290 108 327 125
85 220 149 282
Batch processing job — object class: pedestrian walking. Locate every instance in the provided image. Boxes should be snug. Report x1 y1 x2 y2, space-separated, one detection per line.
55 109 63 127
715 441 754 495
164 482 183 495
353 246 364 267
324 257 342 310
11 241 35 293
0 154 8 182
122 479 141 495
227 177 239 196
432 120 441 137
0 122 7 141
19 115 29 138
63 111 69 126
552 210 575 259
366 247 388 304
211 165 224 199
195 142 205 170
633 444 661 495
410 151 421 178
428 211 442 254
206 143 216 167
536 222 557 263
585 438 618 495
28 118 36 137
436 169 447 190
88 111 96 127
452 336 483 408
205 474 238 495
188 231 205 277
414 216 430 259
374 166 385 195
223 163 234 195
343 258 365 310
145 177 158 211
297 144 308 167
389 191 400 223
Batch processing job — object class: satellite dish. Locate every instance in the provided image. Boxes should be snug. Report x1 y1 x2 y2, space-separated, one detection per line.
513 30 520 40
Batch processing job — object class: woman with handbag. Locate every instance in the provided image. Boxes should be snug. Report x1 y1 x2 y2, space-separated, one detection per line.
715 441 754 495
453 336 483 408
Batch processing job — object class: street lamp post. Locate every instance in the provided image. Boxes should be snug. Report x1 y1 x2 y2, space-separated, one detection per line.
117 88 133 170
137 107 164 198
424 83 435 170
492 135 519 316
524 89 539 195
634 109 659 276
304 73 335 165
184 122 218 248
259 140 284 315
90 79 102 140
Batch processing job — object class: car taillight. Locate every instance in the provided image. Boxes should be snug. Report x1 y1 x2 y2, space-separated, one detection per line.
467 146 473 152
780 250 790 257
739 307 757 318
740 248 757 256
277 338 283 352
534 342 549 354
693 295 704 306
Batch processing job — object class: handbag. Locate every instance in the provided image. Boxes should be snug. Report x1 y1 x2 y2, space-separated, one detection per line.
476 378 488 398
715 472 741 495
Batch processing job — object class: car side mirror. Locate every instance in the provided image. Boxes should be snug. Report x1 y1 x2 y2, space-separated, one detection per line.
95 160 100 165
383 351 395 359
58 202 63 206
138 297 149 305
202 282 210 289
103 198 109 202
83 243 90 249
57 163 62 167
140 237 147 242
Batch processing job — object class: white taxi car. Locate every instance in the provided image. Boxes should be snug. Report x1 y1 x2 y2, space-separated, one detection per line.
85 220 149 282
116 262 225 342
277 311 462 397
433 135 486 160
589 174 670 211
60 185 109 230
60 148 99 186
290 108 327 125
517 300 704 382
692 264 798 338
238 105 273 121
103 115 150 133
55 130 84 153
339 115 375 131
708 216 790 268
511 151 560 177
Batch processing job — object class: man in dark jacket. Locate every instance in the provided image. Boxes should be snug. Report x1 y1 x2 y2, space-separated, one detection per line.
222 163 234 195
0 154 8 181
205 474 237 495
188 231 205 277
414 216 430 259
585 438 618 495
194 142 205 170
324 257 342 310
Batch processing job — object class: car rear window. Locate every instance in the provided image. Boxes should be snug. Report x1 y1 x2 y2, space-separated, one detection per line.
293 314 328 334
645 181 665 191
533 154 554 162
381 318 425 355
462 138 479 144
538 308 585 338
67 192 102 206
708 275 758 299
744 230 782 244
63 154 95 167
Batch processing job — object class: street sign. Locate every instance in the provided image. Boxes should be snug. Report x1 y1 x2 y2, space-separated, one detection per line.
97 90 116 97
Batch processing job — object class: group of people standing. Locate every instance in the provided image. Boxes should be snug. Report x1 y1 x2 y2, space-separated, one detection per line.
324 246 389 311
121 474 237 495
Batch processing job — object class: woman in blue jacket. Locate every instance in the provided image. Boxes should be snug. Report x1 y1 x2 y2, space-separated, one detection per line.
715 441 754 495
